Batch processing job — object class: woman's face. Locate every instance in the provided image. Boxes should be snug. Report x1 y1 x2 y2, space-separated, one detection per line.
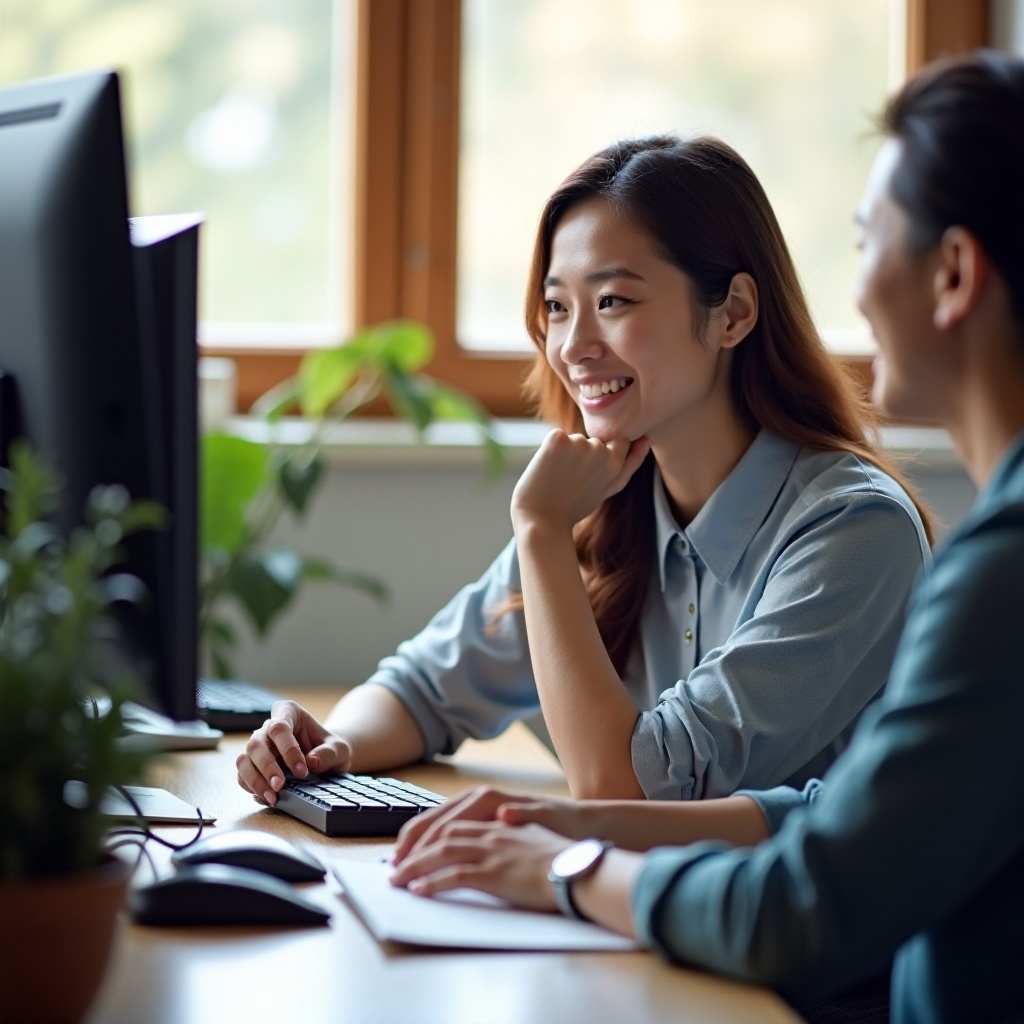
543 197 733 444
855 139 949 421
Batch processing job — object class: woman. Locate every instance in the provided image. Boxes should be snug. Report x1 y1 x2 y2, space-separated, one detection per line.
390 49 1024 1022
237 134 931 806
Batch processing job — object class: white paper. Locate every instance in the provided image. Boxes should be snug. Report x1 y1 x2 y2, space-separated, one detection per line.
331 860 639 952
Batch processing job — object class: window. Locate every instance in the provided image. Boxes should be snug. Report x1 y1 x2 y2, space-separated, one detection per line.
457 0 892 353
2 0 989 416
0 0 355 344
342 0 988 418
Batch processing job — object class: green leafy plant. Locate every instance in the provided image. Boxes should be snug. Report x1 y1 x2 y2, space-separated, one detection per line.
0 441 164 880
200 320 504 679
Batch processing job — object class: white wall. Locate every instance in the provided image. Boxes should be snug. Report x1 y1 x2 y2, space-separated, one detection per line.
225 424 976 690
231 453 523 689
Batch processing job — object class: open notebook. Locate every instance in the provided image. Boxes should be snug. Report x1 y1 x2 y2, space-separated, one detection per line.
331 860 639 952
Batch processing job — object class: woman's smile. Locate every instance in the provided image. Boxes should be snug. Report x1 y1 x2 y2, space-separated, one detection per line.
574 376 635 402
544 197 733 446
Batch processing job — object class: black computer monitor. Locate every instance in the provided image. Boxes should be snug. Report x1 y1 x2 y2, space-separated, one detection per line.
0 69 200 721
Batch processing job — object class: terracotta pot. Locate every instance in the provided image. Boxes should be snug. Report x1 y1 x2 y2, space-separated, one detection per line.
0 855 131 1024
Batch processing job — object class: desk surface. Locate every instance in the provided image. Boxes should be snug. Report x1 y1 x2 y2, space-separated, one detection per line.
88 689 799 1024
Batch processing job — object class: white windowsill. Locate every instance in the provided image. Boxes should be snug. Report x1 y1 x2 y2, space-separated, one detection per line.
219 417 963 474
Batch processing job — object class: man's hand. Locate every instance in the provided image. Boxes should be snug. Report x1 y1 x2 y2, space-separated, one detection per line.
392 785 589 865
389 820 573 912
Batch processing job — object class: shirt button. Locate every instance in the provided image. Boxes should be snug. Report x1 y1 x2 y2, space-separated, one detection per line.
684 629 693 643
688 603 695 616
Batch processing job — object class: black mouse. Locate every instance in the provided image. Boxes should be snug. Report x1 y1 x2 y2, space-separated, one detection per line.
130 864 331 927
171 829 326 882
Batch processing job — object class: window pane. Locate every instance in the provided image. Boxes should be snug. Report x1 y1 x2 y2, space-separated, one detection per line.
458 0 894 351
0 0 355 343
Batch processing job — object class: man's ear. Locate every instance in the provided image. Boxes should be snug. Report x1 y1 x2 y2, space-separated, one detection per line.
718 272 758 350
934 226 990 330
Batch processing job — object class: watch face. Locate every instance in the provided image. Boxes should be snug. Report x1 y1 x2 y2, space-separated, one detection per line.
552 838 606 879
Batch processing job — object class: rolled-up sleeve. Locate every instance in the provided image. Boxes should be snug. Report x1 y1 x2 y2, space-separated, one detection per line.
631 494 927 800
366 539 539 758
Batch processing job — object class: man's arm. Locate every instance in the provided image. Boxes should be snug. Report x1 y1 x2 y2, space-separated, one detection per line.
630 519 1024 1002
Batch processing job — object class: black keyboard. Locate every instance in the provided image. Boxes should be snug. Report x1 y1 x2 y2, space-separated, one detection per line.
276 773 446 837
197 678 286 732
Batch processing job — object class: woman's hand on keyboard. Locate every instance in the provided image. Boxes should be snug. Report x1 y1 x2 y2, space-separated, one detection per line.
391 785 586 865
236 700 352 807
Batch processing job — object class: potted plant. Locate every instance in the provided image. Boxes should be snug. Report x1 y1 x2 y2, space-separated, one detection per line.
0 440 163 1024
199 319 504 678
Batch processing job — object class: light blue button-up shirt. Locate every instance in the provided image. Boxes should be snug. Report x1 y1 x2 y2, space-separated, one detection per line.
369 430 930 798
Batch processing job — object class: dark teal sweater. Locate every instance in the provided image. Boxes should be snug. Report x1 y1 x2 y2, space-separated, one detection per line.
632 432 1024 1023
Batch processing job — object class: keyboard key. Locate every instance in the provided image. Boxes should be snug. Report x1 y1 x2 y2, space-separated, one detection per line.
197 679 287 732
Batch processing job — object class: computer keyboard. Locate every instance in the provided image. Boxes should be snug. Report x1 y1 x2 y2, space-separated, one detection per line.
197 678 286 732
275 773 446 837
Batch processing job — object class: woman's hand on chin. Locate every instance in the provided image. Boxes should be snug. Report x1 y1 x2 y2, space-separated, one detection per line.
511 429 652 532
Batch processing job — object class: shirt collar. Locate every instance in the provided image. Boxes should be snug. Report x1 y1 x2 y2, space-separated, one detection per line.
653 430 801 589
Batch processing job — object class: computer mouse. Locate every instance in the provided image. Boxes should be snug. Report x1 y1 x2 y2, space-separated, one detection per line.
130 864 331 927
171 828 326 882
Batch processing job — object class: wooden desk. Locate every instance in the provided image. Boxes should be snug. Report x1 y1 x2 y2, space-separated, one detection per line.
87 690 799 1024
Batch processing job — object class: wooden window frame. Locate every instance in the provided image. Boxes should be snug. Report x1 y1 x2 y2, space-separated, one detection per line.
210 0 990 415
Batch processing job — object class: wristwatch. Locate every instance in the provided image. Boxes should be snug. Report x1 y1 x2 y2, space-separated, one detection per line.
548 837 613 921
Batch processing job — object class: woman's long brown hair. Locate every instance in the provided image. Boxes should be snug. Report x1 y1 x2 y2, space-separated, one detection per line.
516 135 934 674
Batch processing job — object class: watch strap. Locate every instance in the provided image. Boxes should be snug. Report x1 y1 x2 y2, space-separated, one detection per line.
551 869 583 921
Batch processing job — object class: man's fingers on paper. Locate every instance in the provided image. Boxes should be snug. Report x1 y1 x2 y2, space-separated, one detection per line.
393 790 468 864
392 789 481 862
404 864 488 897
411 790 507 853
393 787 510 864
392 802 449 863
391 833 490 888
392 814 428 862
393 822 568 911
